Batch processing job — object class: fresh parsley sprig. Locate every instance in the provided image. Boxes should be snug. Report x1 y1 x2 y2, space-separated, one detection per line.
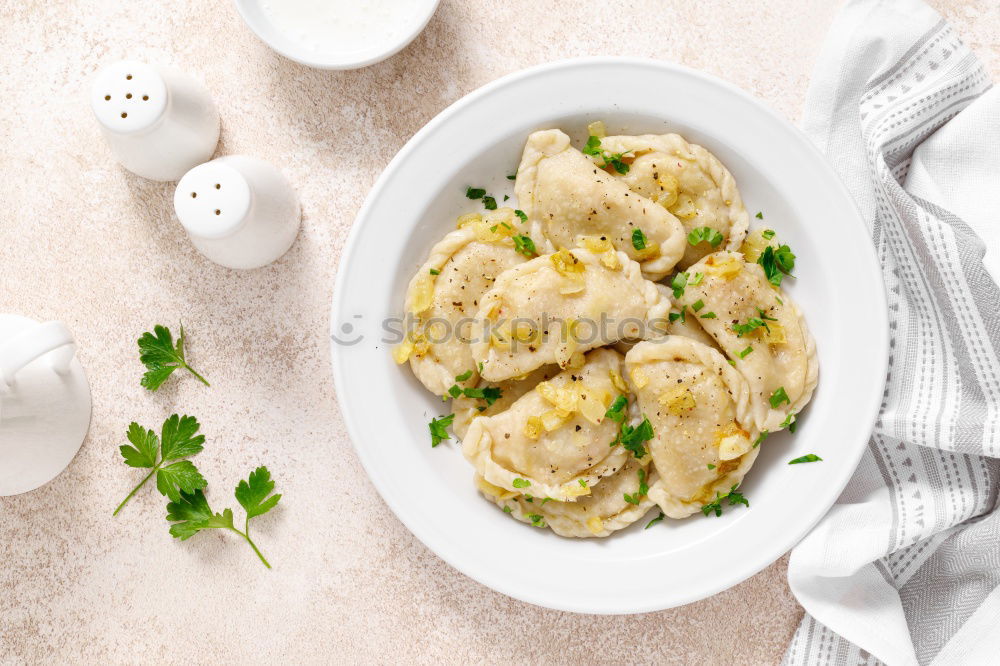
789 454 822 464
700 484 749 517
114 415 207 516
757 244 796 287
429 414 454 447
138 324 210 390
582 135 631 174
687 226 724 248
167 466 281 568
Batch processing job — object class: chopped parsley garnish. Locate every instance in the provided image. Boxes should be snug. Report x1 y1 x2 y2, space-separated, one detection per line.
429 414 454 447
503 505 512 513
738 345 753 358
466 187 486 200
625 468 650 505
700 312 717 319
769 387 790 408
527 513 545 527
687 226 724 248
789 454 822 464
447 385 462 398
780 412 797 432
619 417 653 458
700 484 749 517
755 211 763 219
757 244 796 287
477 361 484 372
503 195 509 202
762 229 776 240
688 272 704 286
455 370 473 382
429 268 440 275
732 308 777 337
514 209 528 222
483 195 498 210
645 512 665 529
578 478 588 488
632 228 648 250
512 478 531 489
513 234 537 257
671 272 688 299
692 299 705 312
463 386 502 406
707 463 716 470
753 430 768 448
605 395 628 422
582 135 630 174
669 307 686 323
507 172 517 180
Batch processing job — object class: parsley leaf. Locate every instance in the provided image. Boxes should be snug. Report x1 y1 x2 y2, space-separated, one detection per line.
732 309 776 337
466 187 485 199
429 268 440 275
429 414 454 447
688 272 704 286
605 395 628 422
514 209 528 223
692 299 705 312
582 135 630 174
762 229 776 240
687 226 724 248
167 465 281 568
114 414 207 515
483 195 498 210
512 478 531 489
700 484 749 517
753 430 768 448
780 412 797 432
507 171 517 180
645 512 665 529
738 345 753 358
632 228 648 250
757 244 796 287
755 211 763 219
789 454 822 464
578 479 588 488
619 418 653 458
455 370 473 382
700 312 717 319
462 386 502 406
671 272 688 299
138 324 209 391
513 235 537 257
527 513 545 527
623 468 650 505
769 387 790 408
669 307 686 323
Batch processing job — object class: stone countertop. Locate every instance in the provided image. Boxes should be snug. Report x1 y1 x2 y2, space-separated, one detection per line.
1 1 997 663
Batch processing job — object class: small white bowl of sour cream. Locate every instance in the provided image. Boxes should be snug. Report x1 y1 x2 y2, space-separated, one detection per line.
234 0 440 70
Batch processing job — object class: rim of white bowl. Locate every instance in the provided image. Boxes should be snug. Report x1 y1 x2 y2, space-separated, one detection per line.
232 0 441 70
330 57 889 613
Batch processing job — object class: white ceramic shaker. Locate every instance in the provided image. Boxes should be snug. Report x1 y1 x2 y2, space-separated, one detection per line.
173 156 301 269
0 316 92 496
89 60 220 181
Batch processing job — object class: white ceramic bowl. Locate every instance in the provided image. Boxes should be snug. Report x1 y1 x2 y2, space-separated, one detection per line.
330 58 888 613
233 0 440 70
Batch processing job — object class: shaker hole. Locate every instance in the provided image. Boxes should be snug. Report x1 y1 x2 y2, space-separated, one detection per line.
121 112 127 118
214 209 221 215
126 93 132 99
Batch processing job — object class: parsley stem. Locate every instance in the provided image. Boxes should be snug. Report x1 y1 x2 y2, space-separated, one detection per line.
228 526 271 568
112 465 158 516
184 363 211 387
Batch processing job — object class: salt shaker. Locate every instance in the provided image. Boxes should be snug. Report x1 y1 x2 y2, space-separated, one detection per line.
173 156 301 269
90 60 220 182
0 315 91 496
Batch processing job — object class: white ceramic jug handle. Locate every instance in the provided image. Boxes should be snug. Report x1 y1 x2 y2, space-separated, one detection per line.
0 321 75 393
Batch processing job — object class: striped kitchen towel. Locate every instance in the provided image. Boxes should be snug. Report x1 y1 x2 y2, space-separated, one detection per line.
782 1 1000 665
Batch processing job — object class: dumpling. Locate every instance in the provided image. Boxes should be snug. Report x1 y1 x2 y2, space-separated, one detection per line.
594 133 749 268
476 455 656 537
514 129 686 280
397 208 532 396
462 348 633 501
624 336 759 519
470 247 669 382
675 251 818 432
452 366 559 439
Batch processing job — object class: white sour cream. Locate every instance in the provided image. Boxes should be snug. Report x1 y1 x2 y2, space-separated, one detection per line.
260 0 431 58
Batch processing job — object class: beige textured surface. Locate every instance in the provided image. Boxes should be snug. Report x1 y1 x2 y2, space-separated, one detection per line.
1 1 997 663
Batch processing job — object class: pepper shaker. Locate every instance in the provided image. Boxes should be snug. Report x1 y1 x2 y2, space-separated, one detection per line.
173 156 301 269
90 60 220 182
